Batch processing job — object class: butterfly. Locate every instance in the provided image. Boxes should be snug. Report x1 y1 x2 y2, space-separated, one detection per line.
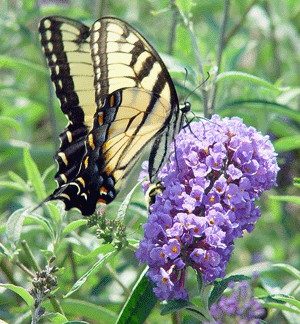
39 16 189 216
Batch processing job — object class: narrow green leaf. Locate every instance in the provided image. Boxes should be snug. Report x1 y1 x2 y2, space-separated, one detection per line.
0 283 34 307
161 300 193 315
41 313 68 324
208 275 250 307
64 321 89 324
0 116 21 131
59 299 117 322
64 250 116 298
274 136 300 152
8 171 28 188
0 242 11 257
263 301 300 315
269 195 300 205
272 295 300 310
116 180 142 221
74 244 115 261
0 181 27 192
23 148 46 200
6 208 28 244
216 71 284 93
219 99 300 124
46 202 63 225
0 55 48 77
116 268 157 324
62 219 88 236
272 263 300 281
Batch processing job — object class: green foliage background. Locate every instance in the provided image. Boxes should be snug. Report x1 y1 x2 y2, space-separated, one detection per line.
0 0 299 323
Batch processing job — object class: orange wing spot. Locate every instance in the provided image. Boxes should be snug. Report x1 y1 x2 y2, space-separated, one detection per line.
77 177 85 187
109 94 115 107
97 198 107 204
100 186 108 195
98 112 104 125
88 134 95 150
84 156 89 169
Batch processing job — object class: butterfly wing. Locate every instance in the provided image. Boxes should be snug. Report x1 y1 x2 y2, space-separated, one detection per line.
89 17 180 186
40 16 180 215
39 16 95 186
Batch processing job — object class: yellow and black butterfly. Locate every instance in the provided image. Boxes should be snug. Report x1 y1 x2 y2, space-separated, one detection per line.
39 16 189 216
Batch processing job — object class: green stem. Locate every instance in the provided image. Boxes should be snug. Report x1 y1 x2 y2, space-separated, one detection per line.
171 311 181 324
49 295 65 315
67 243 78 282
168 0 178 55
21 240 41 272
174 2 209 116
224 0 259 46
209 0 230 115
105 263 131 296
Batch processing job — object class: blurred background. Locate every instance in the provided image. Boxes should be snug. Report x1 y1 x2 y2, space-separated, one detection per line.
0 0 299 323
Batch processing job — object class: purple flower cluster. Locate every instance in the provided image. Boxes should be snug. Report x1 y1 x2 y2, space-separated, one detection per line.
208 281 266 324
136 115 279 300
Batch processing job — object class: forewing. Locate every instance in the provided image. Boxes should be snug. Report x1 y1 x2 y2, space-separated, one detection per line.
39 16 95 185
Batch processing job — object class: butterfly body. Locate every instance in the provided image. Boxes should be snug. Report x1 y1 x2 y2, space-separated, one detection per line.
39 16 185 215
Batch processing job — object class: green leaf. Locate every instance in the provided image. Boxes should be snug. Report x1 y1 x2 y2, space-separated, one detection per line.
0 181 27 192
0 283 34 307
8 171 28 188
116 180 142 221
0 242 11 257
208 275 250 307
0 116 21 131
216 71 284 93
262 297 300 315
23 148 46 200
219 100 300 123
62 219 88 236
6 208 28 244
59 299 117 322
64 250 116 298
176 0 195 14
161 300 193 315
272 295 300 310
269 195 300 205
41 313 68 324
272 263 300 281
0 55 48 77
274 136 300 152
116 268 157 324
46 202 63 225
74 244 115 262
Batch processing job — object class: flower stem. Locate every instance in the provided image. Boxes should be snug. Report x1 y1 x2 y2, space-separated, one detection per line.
168 0 179 55
49 295 65 315
173 2 209 117
209 0 230 115
171 311 181 324
21 240 41 272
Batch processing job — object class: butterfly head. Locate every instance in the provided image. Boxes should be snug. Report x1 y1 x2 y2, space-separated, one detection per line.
180 101 191 114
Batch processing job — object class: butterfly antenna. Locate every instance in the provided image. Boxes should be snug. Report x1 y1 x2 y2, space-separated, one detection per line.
30 195 52 213
183 72 210 104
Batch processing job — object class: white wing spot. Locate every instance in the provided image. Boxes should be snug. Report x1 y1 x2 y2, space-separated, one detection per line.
94 21 101 31
47 42 53 52
92 42 99 54
126 33 139 44
51 54 57 63
93 31 100 42
58 152 68 165
43 19 51 29
45 30 52 41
